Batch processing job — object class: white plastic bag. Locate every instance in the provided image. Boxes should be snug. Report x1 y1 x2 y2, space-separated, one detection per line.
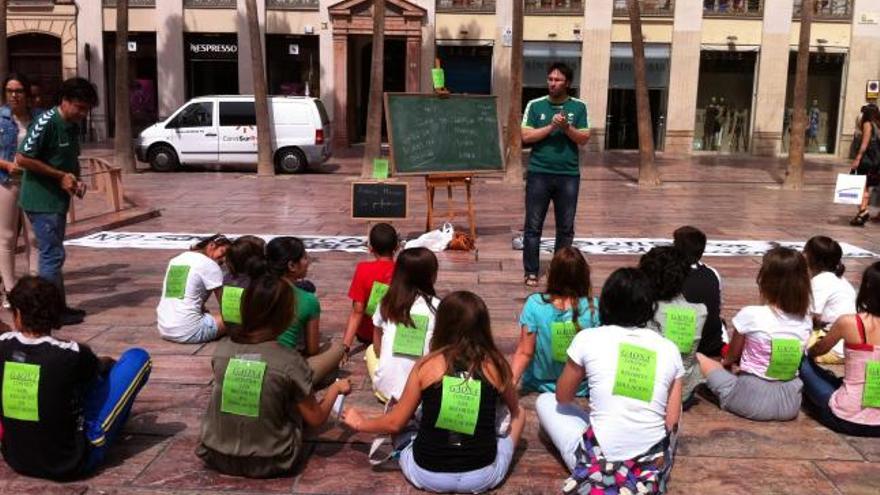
404 222 454 252
834 173 866 205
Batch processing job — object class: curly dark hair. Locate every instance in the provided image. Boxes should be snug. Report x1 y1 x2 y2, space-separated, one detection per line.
638 246 690 302
7 276 62 334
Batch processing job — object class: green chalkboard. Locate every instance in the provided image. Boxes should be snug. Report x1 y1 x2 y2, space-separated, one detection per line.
384 93 504 175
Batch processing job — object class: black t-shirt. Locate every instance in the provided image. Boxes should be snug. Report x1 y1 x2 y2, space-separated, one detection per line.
683 263 724 357
413 371 500 473
0 332 99 480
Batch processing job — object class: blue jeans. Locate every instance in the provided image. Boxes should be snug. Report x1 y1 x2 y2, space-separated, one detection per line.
25 211 67 299
799 358 880 437
81 348 152 473
523 172 580 276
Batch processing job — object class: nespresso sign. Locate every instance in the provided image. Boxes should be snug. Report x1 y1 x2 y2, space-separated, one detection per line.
188 41 238 60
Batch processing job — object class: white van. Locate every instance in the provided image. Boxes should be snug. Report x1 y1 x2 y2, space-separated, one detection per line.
135 95 332 173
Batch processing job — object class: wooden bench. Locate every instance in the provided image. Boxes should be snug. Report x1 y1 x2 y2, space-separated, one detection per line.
68 156 127 223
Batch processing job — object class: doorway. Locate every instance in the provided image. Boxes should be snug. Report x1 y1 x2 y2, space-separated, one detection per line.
184 34 239 99
9 33 62 106
606 89 666 150
349 35 406 143
605 43 670 150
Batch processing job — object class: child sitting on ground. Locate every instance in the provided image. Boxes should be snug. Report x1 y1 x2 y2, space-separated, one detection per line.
639 246 708 408
341 223 398 354
697 247 813 421
0 276 151 480
804 235 856 364
220 235 266 334
344 291 525 494
368 247 440 403
800 261 880 437
197 272 351 478
674 226 725 357
511 247 598 396
157 234 231 344
266 237 344 385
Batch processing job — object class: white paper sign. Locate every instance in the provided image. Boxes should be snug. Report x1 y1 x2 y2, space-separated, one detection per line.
289 44 300 55
127 41 137 53
834 173 866 205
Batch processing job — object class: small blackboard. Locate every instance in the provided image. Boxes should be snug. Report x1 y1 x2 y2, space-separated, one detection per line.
351 182 408 220
384 93 504 176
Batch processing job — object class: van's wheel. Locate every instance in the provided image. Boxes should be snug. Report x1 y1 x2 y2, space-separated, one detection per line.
148 144 179 172
275 147 308 174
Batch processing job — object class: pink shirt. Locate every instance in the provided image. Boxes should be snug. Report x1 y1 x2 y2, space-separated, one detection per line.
732 305 812 380
829 316 880 425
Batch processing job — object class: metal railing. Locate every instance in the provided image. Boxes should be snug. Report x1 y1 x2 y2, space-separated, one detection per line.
436 0 495 13
613 0 675 17
267 0 319 9
793 0 853 20
525 0 583 15
702 0 763 17
183 0 235 8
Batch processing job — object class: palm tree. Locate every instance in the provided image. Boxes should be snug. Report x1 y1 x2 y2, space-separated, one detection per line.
361 0 386 177
627 0 660 186
784 0 814 190
114 0 136 174
504 0 524 184
246 0 274 176
0 0 8 78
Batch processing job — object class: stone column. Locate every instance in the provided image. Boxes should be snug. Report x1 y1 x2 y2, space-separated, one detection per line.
752 1 794 156
492 0 513 138
417 0 435 92
839 0 880 158
406 36 421 92
581 0 613 152
332 33 348 147
237 0 267 94
156 0 185 120
664 0 703 154
76 0 107 140
318 3 334 120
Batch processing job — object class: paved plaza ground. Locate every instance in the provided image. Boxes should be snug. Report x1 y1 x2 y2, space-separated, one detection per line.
1 148 878 494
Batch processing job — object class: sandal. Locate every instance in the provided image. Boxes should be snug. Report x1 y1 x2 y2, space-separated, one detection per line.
524 274 539 287
850 209 870 227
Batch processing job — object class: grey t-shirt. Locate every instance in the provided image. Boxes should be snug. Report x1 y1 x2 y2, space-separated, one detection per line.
197 337 313 477
648 294 708 401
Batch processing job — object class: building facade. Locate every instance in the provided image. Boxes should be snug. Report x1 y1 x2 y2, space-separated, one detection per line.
8 0 880 157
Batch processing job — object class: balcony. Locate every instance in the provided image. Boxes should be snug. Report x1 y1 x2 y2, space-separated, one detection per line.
613 0 675 17
267 0 319 9
794 0 852 21
436 0 495 13
102 0 156 6
525 0 583 16
183 0 235 8
702 0 763 17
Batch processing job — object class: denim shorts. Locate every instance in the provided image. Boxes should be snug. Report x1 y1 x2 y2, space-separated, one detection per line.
168 313 219 344
399 435 514 494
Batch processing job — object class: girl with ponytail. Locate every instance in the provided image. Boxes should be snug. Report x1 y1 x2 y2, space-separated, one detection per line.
265 237 344 384
804 236 857 364
197 272 351 478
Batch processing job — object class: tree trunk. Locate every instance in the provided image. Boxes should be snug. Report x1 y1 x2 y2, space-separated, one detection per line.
504 0 524 184
246 0 274 176
361 0 386 177
114 0 136 174
0 0 8 78
627 0 661 187
784 0 813 190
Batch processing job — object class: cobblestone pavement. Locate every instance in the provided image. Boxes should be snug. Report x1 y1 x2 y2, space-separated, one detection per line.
1 149 878 494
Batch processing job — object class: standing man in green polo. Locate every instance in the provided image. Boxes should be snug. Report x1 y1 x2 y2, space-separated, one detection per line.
521 62 591 286
16 78 98 326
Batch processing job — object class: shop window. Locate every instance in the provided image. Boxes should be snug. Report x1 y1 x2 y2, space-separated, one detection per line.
219 102 257 127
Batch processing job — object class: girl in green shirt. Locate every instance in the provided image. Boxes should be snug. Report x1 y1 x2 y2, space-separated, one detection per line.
266 237 344 385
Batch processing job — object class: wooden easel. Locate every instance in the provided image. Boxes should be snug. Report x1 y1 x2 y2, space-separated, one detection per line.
425 173 476 239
